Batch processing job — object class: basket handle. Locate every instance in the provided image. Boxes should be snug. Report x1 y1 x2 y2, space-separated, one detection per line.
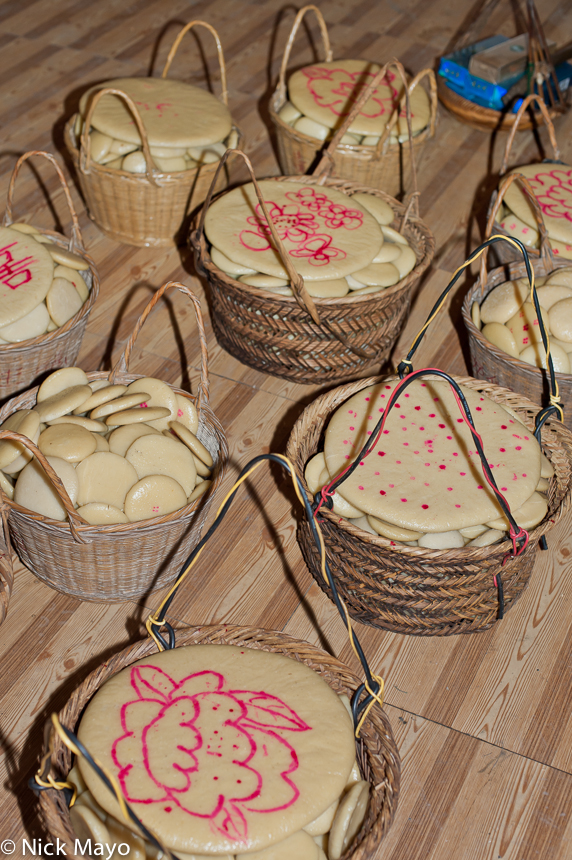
161 20 228 106
0 431 90 540
408 67 438 139
499 94 561 176
109 281 211 411
79 88 159 186
482 170 555 287
277 5 332 103
2 151 85 254
313 60 420 224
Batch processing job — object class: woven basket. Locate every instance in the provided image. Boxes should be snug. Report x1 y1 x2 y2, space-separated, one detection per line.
0 282 228 602
269 5 437 198
286 373 572 636
191 151 434 385
0 151 99 403
437 75 562 132
64 21 242 247
486 95 567 265
0 550 13 627
38 624 400 860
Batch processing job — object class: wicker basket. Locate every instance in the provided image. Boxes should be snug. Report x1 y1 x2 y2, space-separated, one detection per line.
286 373 572 636
0 550 13 627
437 75 562 132
0 151 99 403
64 21 242 247
486 94 566 265
0 282 228 602
269 5 438 198
191 151 434 385
38 624 400 860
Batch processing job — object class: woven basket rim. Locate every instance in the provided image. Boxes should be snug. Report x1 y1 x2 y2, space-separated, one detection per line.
269 88 434 155
192 174 434 309
39 624 400 860
0 369 228 534
0 228 99 352
65 115 243 182
285 372 572 562
462 266 572 381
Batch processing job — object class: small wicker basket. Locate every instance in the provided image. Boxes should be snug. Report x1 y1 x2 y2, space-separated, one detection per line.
65 21 242 247
191 151 434 385
486 94 566 265
0 151 99 403
286 373 572 636
269 5 438 198
0 282 228 602
38 624 400 860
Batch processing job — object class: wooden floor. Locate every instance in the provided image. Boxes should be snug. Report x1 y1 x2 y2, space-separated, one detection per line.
1 0 572 857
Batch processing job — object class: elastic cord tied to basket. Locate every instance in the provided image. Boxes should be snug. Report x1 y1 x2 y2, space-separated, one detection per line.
314 366 532 620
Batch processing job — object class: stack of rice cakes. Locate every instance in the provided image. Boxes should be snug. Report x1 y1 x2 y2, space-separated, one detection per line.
305 378 549 549
279 59 431 147
0 368 212 524
497 163 572 261
204 180 416 299
0 224 90 344
78 77 236 174
68 644 368 860
473 267 572 374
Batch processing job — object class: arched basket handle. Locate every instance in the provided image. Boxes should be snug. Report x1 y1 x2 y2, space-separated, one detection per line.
161 20 228 106
500 94 561 176
79 88 158 186
3 151 85 254
277 5 332 103
109 281 211 411
482 171 555 288
407 67 438 139
0 431 90 540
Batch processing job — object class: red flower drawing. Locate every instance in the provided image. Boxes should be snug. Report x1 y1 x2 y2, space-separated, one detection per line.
527 169 572 223
302 65 400 119
112 665 310 845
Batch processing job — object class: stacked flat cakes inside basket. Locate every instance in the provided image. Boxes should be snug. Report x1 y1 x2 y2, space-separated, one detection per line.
269 5 437 196
0 152 99 401
65 21 241 246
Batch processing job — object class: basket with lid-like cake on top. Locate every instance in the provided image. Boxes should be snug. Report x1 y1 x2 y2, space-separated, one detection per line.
65 20 241 247
269 4 437 197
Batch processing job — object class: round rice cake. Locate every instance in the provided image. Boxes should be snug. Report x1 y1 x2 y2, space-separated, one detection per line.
79 78 232 149
505 164 572 245
0 225 54 327
324 378 541 532
76 451 138 509
125 433 197 495
288 60 430 137
124 474 188 521
14 454 78 520
499 209 539 248
204 181 383 281
46 276 84 326
125 377 178 430
77 643 355 855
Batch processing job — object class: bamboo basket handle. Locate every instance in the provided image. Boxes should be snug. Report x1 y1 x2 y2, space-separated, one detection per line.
0 431 90 540
109 281 211 411
161 20 228 106
500 94 561 176
196 149 321 325
481 171 554 286
314 59 420 224
407 67 438 138
79 88 159 187
277 4 333 102
3 150 85 253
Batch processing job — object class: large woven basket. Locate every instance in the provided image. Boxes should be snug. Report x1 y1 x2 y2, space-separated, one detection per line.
486 95 568 266
191 152 434 385
0 151 99 403
286 373 572 636
65 21 242 247
269 5 437 198
38 624 401 860
0 282 228 602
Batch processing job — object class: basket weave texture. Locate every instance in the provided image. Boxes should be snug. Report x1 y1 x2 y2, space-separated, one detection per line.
0 283 228 603
192 174 434 385
0 152 99 403
286 374 572 636
64 22 241 247
39 625 401 860
0 552 13 627
269 6 437 197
